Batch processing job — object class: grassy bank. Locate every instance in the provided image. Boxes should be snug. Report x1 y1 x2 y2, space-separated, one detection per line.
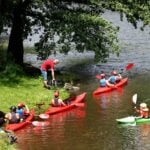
0 42 79 149
0 132 17 150
0 63 69 149
0 64 69 114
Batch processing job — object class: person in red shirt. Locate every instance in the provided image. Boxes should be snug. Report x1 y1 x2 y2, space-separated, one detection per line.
40 59 59 88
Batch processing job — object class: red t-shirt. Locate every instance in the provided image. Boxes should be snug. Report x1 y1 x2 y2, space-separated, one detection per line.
41 59 54 71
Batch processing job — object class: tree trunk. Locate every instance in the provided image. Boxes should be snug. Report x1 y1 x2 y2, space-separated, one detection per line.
7 0 31 66
7 5 24 66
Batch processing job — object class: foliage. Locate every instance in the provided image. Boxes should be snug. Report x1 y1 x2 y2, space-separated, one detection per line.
0 42 7 70
34 1 120 62
102 0 150 29
0 0 150 65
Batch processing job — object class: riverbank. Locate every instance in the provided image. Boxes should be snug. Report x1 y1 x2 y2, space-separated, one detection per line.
0 63 69 113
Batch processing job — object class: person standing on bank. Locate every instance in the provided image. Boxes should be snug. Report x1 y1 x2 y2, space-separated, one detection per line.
40 59 59 89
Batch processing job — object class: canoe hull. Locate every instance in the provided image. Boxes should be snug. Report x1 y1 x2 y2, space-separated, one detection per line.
45 92 86 115
116 116 135 124
5 109 34 131
116 116 150 124
93 78 128 95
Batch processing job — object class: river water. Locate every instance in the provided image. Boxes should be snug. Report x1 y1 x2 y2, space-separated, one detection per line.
17 11 150 150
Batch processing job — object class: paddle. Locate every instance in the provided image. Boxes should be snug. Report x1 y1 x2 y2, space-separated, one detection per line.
32 121 50 127
132 93 137 105
73 103 85 107
125 63 134 71
95 63 134 79
39 114 49 119
95 75 101 79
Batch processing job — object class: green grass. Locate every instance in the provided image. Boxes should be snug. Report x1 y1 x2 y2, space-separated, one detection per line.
0 47 70 149
0 64 69 115
0 64 69 150
0 132 16 150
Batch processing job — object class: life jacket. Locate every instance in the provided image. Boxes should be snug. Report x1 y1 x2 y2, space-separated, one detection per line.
9 112 20 124
53 97 59 106
16 109 24 118
140 109 149 118
100 79 106 87
109 76 116 84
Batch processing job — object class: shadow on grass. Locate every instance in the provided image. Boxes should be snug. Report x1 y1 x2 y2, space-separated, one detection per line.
0 63 41 87
0 74 25 87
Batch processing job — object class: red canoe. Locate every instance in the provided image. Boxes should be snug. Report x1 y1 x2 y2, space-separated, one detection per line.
44 92 87 115
5 109 34 131
93 78 128 95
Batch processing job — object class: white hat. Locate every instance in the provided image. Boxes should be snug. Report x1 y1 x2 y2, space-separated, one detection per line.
140 103 147 108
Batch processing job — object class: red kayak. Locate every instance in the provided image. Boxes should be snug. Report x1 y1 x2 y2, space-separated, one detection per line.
93 78 128 95
5 109 34 131
44 92 87 115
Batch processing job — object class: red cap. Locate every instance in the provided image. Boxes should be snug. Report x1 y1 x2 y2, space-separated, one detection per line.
100 74 105 77
18 103 25 108
111 71 117 75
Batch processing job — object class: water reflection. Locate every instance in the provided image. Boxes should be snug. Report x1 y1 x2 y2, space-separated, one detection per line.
93 89 123 109
16 108 86 150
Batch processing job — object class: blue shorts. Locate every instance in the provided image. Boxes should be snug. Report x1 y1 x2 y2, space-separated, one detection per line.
40 69 47 81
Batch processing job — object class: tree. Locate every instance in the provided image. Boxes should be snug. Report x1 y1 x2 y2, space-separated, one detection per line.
0 0 149 66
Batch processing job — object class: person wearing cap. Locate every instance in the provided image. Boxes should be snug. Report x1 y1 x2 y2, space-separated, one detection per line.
5 106 20 124
107 70 122 86
16 103 29 121
99 73 107 87
135 103 149 118
51 91 66 107
40 59 59 89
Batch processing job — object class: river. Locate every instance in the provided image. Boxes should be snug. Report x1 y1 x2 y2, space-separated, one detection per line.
18 11 150 150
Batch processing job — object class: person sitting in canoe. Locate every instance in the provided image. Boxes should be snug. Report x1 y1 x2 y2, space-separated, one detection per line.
51 91 66 107
107 71 122 86
99 73 107 87
16 103 29 121
0 111 17 144
5 106 20 124
135 103 149 118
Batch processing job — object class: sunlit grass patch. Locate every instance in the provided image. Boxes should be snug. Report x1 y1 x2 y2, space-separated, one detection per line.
0 64 69 113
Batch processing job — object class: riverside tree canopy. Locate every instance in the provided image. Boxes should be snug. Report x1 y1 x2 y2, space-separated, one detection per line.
0 0 149 66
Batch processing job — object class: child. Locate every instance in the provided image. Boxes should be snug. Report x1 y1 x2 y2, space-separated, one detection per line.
51 91 66 107
135 103 149 118
99 74 107 87
5 106 20 124
107 71 122 85
16 103 29 121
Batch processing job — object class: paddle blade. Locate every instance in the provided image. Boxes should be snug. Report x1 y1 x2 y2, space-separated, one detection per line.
125 63 134 71
74 103 85 107
32 121 50 127
39 114 49 119
96 75 101 79
132 94 137 104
